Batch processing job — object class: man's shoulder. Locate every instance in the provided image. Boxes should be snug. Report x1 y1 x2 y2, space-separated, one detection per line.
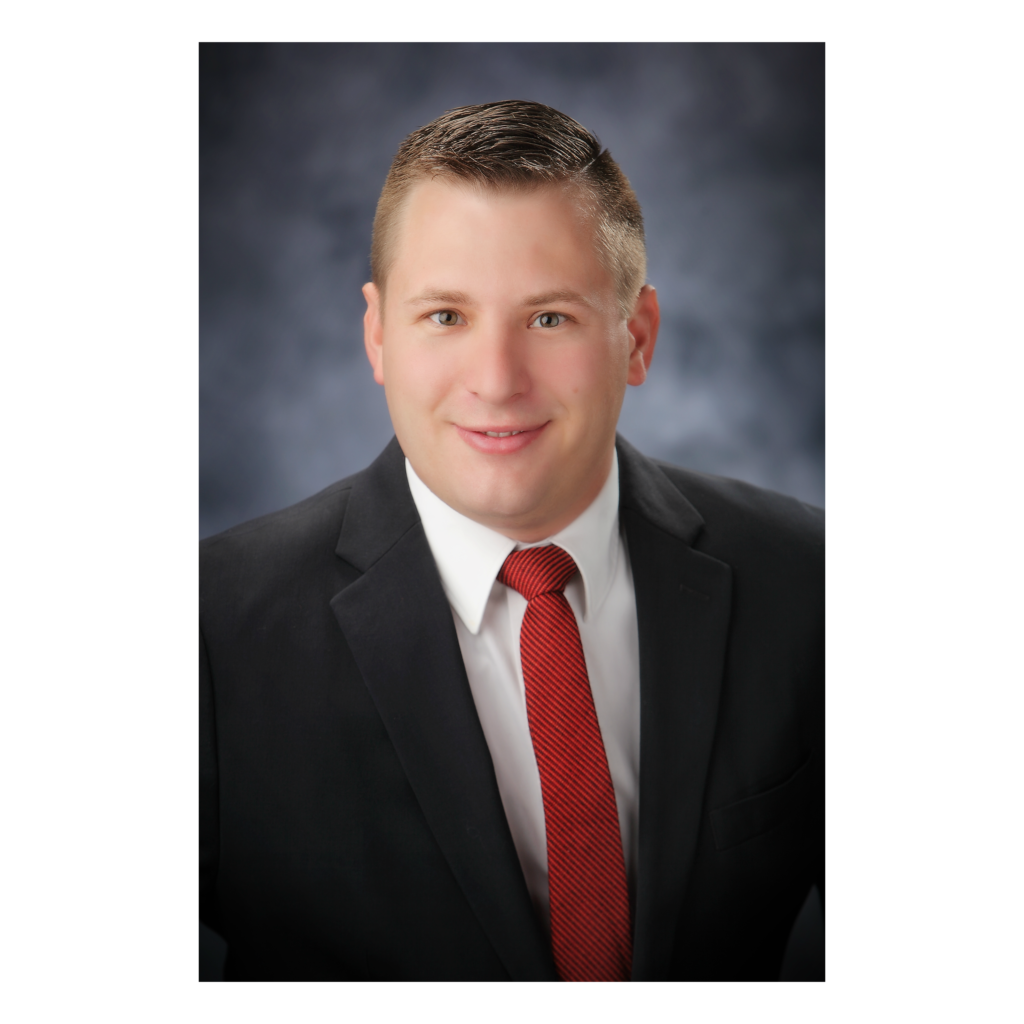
201 475 353 560
617 437 823 579
621 447 824 636
200 437 412 605
652 458 824 550
199 469 365 605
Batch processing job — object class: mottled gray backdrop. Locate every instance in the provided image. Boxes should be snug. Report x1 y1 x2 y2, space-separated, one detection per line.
200 43 824 540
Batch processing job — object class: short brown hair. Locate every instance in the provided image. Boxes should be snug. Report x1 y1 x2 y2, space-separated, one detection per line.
370 100 647 317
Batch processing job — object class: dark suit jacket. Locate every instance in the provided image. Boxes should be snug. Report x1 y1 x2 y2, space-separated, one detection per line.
200 435 824 980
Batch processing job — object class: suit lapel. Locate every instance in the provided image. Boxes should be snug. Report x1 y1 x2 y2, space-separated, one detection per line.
329 439 556 981
617 438 733 980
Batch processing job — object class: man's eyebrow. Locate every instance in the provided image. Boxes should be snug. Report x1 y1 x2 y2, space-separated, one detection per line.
405 290 472 306
521 290 594 308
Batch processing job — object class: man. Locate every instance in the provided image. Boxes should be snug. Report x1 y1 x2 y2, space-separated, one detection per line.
200 100 824 981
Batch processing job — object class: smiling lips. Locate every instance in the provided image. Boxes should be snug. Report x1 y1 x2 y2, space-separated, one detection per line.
455 422 547 454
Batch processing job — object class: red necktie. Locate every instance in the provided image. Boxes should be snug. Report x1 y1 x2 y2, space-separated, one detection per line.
499 545 632 982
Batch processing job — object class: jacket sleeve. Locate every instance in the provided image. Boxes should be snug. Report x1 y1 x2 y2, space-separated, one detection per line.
200 625 221 932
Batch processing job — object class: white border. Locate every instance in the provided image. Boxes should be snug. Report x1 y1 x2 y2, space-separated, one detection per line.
3 3 1021 1020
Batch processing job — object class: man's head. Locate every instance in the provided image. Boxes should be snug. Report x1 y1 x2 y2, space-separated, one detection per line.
363 100 660 542
370 100 647 318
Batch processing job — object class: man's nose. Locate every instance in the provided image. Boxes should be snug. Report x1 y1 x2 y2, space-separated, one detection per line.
464 320 530 405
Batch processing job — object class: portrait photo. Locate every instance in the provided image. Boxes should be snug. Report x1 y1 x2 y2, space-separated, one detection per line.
200 41 825 982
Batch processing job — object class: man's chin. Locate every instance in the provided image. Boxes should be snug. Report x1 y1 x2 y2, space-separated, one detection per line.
456 495 546 530
438 478 555 535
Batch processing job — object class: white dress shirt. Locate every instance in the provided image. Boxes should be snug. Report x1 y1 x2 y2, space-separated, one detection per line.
405 452 640 932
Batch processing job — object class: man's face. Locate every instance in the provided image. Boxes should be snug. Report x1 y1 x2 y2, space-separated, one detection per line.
363 179 659 541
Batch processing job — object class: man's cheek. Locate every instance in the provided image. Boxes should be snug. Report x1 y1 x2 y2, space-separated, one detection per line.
389 354 449 410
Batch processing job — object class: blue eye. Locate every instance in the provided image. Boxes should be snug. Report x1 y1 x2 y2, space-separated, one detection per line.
531 313 566 329
429 310 464 326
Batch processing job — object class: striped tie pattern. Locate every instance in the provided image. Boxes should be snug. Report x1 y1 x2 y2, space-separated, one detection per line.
499 545 632 982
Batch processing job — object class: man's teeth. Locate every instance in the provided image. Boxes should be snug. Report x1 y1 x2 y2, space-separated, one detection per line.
484 430 522 438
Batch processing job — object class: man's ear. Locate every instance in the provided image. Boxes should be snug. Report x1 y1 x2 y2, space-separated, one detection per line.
626 284 660 387
363 282 385 386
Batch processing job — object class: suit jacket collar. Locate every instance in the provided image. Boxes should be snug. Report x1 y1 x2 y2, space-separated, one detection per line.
331 436 732 981
333 436 420 572
616 434 705 546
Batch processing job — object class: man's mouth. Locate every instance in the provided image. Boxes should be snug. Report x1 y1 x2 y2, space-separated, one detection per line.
455 423 548 453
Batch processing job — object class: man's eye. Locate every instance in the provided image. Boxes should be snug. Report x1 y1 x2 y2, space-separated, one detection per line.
531 313 567 329
429 310 464 326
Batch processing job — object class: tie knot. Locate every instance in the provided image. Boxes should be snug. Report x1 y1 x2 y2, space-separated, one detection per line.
498 545 578 601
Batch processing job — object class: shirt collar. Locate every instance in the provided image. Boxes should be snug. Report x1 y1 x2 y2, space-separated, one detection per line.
405 451 621 635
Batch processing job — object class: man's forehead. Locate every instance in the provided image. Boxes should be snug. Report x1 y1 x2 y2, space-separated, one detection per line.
389 182 607 296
